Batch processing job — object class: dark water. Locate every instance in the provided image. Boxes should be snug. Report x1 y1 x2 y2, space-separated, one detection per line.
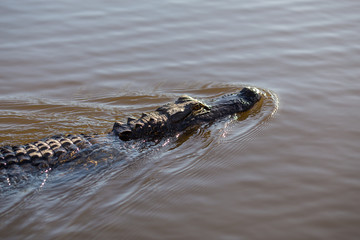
1 0 359 239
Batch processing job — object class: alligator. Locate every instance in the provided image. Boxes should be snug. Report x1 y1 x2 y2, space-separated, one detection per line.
0 87 261 185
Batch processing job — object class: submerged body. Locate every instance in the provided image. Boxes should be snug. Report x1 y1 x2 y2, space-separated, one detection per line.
0 87 261 184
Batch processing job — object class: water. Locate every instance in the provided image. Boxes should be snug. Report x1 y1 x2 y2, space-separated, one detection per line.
1 0 359 239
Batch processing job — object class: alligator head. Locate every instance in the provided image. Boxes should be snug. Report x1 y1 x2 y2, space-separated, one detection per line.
112 87 261 141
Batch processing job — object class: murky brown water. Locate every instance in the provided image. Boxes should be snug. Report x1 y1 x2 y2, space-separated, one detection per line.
1 0 360 239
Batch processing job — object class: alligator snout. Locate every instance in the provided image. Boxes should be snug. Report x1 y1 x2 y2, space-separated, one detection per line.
238 87 261 103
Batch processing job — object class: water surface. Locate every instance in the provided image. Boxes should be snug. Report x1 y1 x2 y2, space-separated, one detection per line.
1 0 360 239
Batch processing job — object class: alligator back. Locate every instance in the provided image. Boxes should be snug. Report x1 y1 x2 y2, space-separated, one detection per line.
0 134 99 184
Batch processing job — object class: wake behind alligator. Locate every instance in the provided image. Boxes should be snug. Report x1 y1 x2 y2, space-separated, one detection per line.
1 87 262 186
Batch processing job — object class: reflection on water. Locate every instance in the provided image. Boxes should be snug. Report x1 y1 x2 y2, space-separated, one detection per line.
1 0 360 239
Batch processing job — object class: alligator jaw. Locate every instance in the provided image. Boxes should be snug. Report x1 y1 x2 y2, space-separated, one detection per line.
112 87 262 141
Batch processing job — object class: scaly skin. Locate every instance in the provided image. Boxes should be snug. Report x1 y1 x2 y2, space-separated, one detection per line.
112 87 261 140
0 87 261 182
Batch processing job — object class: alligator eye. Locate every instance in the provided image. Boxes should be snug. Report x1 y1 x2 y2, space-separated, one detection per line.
193 104 202 111
192 102 210 114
